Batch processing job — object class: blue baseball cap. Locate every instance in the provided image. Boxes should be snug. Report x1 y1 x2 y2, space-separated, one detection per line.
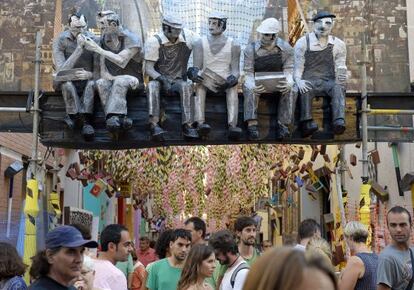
46 225 98 249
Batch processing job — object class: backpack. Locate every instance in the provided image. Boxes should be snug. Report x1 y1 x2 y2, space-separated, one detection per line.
230 262 250 288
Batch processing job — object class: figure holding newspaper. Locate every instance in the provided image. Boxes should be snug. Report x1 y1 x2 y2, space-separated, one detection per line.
242 18 296 140
52 12 98 139
188 12 242 140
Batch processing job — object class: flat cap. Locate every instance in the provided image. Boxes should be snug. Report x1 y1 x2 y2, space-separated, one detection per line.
312 11 336 22
162 14 183 29
208 12 227 20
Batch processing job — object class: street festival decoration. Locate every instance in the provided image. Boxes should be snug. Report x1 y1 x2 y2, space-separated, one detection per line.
43 8 356 148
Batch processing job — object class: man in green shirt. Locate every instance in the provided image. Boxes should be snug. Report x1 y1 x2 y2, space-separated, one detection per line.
146 229 191 290
235 216 260 266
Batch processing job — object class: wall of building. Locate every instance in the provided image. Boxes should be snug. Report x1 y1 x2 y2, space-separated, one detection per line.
0 133 51 245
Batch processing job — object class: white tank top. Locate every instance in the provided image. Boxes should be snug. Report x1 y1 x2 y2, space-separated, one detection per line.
202 35 233 79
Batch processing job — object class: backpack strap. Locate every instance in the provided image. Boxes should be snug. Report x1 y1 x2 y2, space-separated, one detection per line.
230 262 250 288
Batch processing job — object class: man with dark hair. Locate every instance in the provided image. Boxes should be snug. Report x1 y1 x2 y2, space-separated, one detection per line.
28 225 98 290
234 216 259 266
93 224 133 290
146 229 191 290
137 236 157 267
377 206 414 290
184 216 207 245
209 230 249 290
295 218 321 251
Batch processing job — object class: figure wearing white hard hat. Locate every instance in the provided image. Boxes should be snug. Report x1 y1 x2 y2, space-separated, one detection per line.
144 15 200 141
294 11 347 137
188 12 242 140
243 18 295 140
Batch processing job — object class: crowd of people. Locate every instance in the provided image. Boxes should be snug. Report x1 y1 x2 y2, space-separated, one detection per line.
0 206 413 290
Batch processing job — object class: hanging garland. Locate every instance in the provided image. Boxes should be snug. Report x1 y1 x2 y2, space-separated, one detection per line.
83 144 297 231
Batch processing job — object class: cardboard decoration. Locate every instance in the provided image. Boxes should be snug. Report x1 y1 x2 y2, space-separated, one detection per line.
90 178 107 197
370 149 381 164
66 164 77 180
370 181 389 202
320 145 327 155
350 154 357 166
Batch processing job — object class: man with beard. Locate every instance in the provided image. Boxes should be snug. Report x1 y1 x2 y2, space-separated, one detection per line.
188 12 242 140
294 11 347 137
234 216 259 266
377 206 414 290
209 230 249 290
146 229 192 290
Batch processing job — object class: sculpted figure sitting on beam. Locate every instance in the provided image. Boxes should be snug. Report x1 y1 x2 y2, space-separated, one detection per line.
243 18 296 140
83 10 143 133
294 11 347 138
188 12 242 140
52 12 98 139
145 15 200 141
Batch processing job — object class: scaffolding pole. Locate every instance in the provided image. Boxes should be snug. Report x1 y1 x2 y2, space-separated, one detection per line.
360 31 369 184
30 31 42 177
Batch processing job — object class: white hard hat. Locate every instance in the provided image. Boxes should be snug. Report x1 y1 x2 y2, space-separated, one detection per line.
256 18 281 34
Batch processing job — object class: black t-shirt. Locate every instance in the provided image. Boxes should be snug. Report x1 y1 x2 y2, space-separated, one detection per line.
28 276 76 290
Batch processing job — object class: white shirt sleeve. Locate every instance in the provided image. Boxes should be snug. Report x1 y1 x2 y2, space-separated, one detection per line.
233 269 249 290
333 38 347 70
293 36 307 81
144 36 161 61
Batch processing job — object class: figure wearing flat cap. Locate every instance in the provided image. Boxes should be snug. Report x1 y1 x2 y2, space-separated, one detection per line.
83 11 143 133
52 12 98 139
144 15 200 141
294 11 347 137
188 12 242 140
243 18 295 140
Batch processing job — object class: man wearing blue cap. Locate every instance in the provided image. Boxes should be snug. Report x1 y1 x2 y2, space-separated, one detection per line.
28 225 98 289
294 11 347 138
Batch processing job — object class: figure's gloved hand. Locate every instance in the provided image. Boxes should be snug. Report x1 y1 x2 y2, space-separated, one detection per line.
220 75 238 91
226 75 238 88
296 79 313 94
156 75 172 93
187 67 204 83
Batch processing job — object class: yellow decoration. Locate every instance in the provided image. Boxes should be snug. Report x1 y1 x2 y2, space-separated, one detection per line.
49 192 61 218
23 179 39 284
359 184 371 227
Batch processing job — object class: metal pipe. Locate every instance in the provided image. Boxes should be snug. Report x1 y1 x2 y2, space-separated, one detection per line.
0 107 27 112
360 32 369 184
368 109 414 115
30 32 42 177
367 126 414 131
